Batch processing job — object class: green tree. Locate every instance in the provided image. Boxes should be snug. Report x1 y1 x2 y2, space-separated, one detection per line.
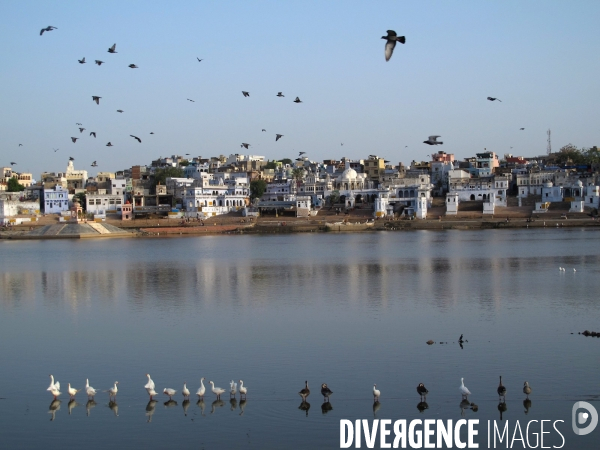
264 161 277 170
328 190 340 205
250 179 267 200
556 144 585 165
583 146 600 166
281 158 293 166
292 167 304 181
7 177 25 192
179 160 190 167
154 167 184 186
73 192 87 211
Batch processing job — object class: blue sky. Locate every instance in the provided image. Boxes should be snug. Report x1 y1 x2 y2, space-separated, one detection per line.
1 1 599 178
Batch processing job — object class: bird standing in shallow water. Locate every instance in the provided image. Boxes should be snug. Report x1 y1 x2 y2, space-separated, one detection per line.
523 381 532 399
321 383 333 402
299 380 310 401
417 383 428 401
460 378 471 399
497 376 507 401
229 380 237 399
209 381 225 400
182 382 190 399
373 384 381 401
85 379 97 400
196 378 206 399
68 383 80 399
106 382 119 401
163 388 176 400
239 380 247 400
382 30 405 61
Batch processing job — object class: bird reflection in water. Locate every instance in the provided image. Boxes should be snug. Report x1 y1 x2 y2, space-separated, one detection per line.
321 401 333 415
498 401 507 420
108 400 119 417
372 401 381 418
67 399 80 415
146 400 158 422
48 399 61 421
86 399 97 417
182 399 190 416
196 399 206 416
230 398 238 411
416 401 429 413
523 399 532 415
459 399 471 417
211 399 225 414
164 399 178 408
238 399 246 416
298 401 310 417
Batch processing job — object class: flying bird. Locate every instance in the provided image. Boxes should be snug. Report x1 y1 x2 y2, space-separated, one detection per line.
76 123 82 125
187 99 195 102
519 128 525 130
40 26 57 36
150 132 154 134
294 97 302 103
275 134 283 142
197 58 203 62
128 64 138 69
487 97 502 102
18 144 23 147
106 142 113 147
130 135 141 143
423 135 443 145
53 148 59 152
277 92 284 97
69 157 75 161
78 57 86 64
92 96 101 104
90 132 96 138
241 143 250 149
262 129 266 132
71 137 78 143
94 60 104 66
108 43 117 53
91 161 97 167
79 127 85 133
299 151 305 156
10 162 16 165
242 91 250 97
382 30 406 61
116 110 123 113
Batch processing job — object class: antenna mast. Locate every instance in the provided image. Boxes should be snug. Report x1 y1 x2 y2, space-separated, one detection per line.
547 129 551 155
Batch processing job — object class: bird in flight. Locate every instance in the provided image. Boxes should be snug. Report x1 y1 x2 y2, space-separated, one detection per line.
106 142 113 147
382 30 405 61
71 137 78 143
130 135 142 143
242 91 250 97
341 143 344 146
10 162 17 165
69 157 75 161
277 92 284 97
76 123 82 125
78 57 86 64
187 99 195 102
197 58 203 62
262 129 266 132
18 143 23 147
294 97 302 103
487 97 502 102
128 64 138 69
95 60 104 66
108 43 117 53
519 128 525 130
241 143 250 149
275 134 283 142
90 132 96 138
423 135 443 145
299 151 306 156
79 127 85 133
40 26 57 36
116 110 124 113
53 148 59 152
150 132 154 134
92 96 101 104
91 161 98 167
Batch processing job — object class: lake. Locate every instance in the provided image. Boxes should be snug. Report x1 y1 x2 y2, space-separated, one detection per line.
1 228 599 449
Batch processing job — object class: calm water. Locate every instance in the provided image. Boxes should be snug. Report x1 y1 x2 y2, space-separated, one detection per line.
1 229 599 449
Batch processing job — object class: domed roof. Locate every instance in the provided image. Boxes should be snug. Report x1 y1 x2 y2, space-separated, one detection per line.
341 167 357 180
575 180 583 187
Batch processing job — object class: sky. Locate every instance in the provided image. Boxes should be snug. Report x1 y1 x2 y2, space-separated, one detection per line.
1 0 599 178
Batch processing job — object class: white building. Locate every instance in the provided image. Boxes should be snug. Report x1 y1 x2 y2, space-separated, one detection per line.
182 174 250 218
44 186 70 214
86 189 125 217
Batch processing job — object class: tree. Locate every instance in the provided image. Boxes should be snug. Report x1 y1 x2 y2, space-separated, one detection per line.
73 192 87 211
179 160 190 167
250 179 267 200
556 144 585 165
154 167 184 186
7 177 25 192
264 161 277 170
281 158 293 166
292 168 304 181
328 190 340 205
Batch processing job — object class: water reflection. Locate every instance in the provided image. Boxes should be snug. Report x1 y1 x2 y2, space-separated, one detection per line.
164 399 177 408
298 401 310 417
372 401 381 418
321 401 333 415
196 399 206 416
67 399 80 415
459 399 471 416
229 398 237 411
523 398 532 414
86 399 97 417
416 401 429 413
145 400 157 422
108 400 119 417
48 399 61 421
238 399 246 416
498 401 507 420
182 399 190 416
210 399 225 414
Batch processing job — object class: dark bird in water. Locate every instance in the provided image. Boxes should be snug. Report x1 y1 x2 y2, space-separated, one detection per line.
242 91 250 97
130 135 142 143
497 376 507 401
106 142 113 147
275 134 283 142
90 132 96 138
423 135 443 145
277 92 284 97
91 161 97 167
10 162 17 165
40 26 57 36
69 156 75 161
321 384 333 402
95 60 104 66
187 99 195 102
71 137 78 143
241 143 250 149
128 64 138 69
298 381 310 401
519 128 525 130
382 30 406 61
417 383 429 401
78 57 86 64
523 381 532 399
293 97 302 103
197 58 203 62
487 97 502 102
92 96 101 104
108 43 117 53
116 110 124 113
79 127 85 133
